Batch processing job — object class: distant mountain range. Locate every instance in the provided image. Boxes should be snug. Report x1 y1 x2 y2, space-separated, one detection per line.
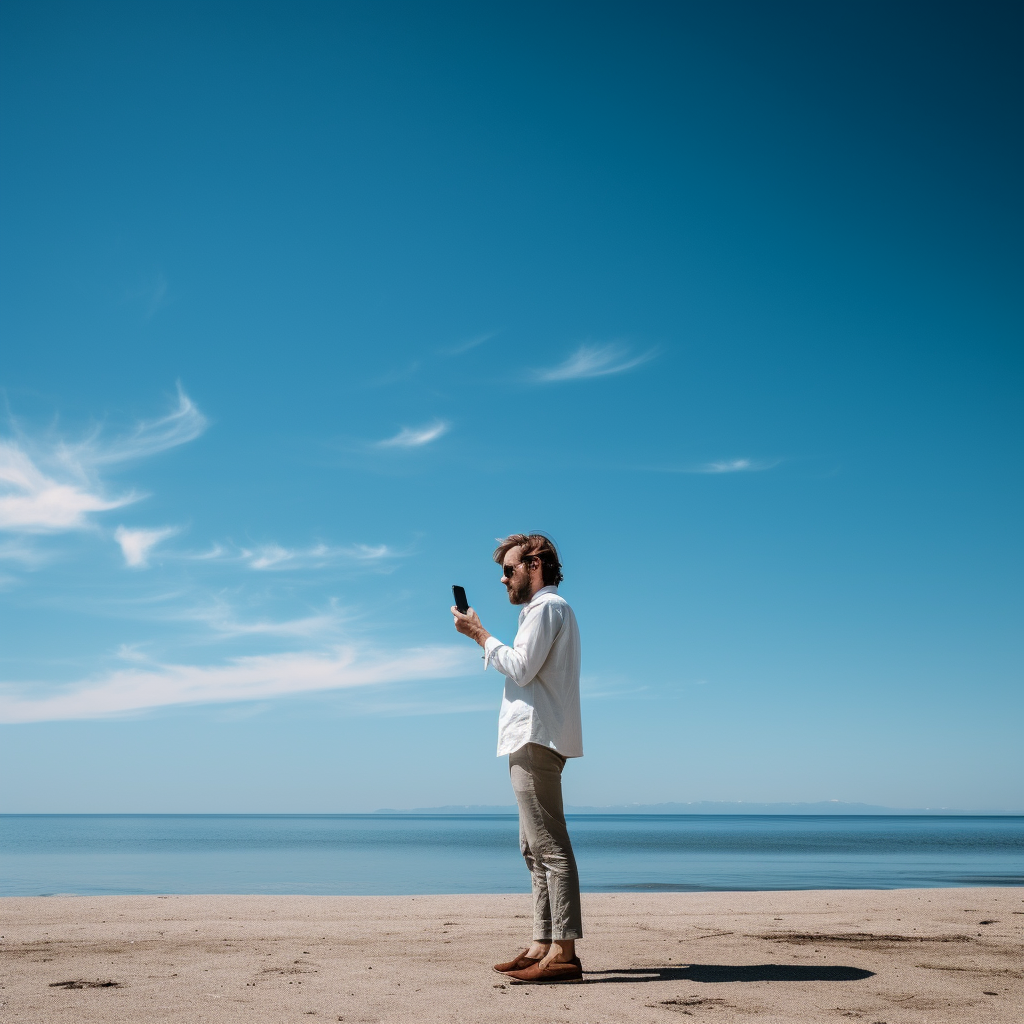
374 800 1020 815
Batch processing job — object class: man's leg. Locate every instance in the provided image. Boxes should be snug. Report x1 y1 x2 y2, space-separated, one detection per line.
510 746 552 958
509 743 583 965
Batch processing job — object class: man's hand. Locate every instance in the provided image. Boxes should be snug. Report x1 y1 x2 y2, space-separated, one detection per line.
451 606 491 648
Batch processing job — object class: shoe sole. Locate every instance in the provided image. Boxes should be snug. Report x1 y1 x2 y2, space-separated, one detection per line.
508 973 584 984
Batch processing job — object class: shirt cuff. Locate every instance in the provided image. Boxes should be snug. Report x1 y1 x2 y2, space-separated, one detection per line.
483 635 504 671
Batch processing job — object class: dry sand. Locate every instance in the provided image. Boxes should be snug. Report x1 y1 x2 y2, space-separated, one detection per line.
1 888 1020 1023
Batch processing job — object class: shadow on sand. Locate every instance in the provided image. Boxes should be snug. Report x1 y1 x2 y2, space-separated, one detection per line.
583 963 875 983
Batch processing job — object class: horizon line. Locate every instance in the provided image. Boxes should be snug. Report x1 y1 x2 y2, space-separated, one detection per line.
3 804 1021 816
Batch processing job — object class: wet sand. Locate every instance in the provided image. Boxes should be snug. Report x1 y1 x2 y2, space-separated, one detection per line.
1 888 1020 1022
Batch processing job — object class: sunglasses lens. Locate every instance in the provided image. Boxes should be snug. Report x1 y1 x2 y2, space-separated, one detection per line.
502 565 514 578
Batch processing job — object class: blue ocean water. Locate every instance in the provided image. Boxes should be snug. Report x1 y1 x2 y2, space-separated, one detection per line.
1 815 1020 897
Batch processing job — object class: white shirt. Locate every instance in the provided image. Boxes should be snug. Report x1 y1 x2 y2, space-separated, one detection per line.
483 585 583 758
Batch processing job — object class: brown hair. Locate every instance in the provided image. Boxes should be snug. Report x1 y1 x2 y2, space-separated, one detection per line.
493 533 564 587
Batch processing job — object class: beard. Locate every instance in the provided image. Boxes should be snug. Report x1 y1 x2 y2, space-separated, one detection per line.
506 570 534 605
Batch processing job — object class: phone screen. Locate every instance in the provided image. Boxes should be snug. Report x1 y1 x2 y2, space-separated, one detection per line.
452 585 469 614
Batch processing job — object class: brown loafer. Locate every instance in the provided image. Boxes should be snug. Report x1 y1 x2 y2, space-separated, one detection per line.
506 957 583 984
493 950 540 974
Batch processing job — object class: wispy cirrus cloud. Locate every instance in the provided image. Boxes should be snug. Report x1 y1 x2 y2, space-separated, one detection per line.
141 272 169 318
0 386 206 535
169 597 349 639
0 539 50 565
186 543 228 561
177 540 396 572
0 441 132 532
0 644 476 723
376 421 449 448
114 525 179 567
690 458 781 474
123 271 170 319
205 611 343 639
243 542 392 571
536 342 656 382
72 384 206 466
641 458 781 475
440 331 496 356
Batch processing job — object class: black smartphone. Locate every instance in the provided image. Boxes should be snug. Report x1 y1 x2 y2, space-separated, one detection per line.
452 585 469 614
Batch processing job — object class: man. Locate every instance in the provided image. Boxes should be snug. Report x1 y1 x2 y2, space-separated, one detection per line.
451 533 584 984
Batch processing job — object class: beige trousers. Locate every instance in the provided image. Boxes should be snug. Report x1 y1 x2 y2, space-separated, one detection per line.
509 742 583 941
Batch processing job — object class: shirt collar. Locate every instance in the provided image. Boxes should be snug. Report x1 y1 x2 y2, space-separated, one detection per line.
527 585 559 606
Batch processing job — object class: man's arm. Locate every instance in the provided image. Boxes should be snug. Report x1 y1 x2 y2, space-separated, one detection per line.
451 607 492 648
481 600 563 688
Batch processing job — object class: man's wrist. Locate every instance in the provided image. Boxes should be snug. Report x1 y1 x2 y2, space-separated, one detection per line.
473 628 491 648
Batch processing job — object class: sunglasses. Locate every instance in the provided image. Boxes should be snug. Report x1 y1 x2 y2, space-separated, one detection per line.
501 557 535 579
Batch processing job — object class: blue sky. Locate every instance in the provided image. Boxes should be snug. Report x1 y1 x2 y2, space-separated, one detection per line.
1 0 1020 812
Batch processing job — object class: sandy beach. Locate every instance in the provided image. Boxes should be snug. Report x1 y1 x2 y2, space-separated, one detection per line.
1 888 1019 1023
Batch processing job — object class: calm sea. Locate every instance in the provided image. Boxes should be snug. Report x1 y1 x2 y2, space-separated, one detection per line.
1 815 1021 897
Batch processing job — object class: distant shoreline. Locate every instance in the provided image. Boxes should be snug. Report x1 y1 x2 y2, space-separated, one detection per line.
375 801 1024 816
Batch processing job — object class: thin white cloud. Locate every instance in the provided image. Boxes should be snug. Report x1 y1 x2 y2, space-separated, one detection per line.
0 386 206 535
0 441 132 532
115 644 154 664
170 598 347 639
242 542 392 571
79 384 206 466
0 538 52 566
643 458 781 475
124 272 170 319
693 458 781 474
376 421 449 448
536 343 656 382
207 612 342 638
187 543 227 561
114 525 179 568
144 273 169 318
245 544 294 570
441 332 496 356
175 540 395 571
580 673 651 700
0 645 476 723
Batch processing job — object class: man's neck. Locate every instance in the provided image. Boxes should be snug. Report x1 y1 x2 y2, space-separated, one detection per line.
524 583 556 604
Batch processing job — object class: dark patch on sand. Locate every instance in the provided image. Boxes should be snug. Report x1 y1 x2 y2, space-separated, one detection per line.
48 979 121 989
261 964 319 976
652 995 731 1014
915 962 1023 979
761 931 972 949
